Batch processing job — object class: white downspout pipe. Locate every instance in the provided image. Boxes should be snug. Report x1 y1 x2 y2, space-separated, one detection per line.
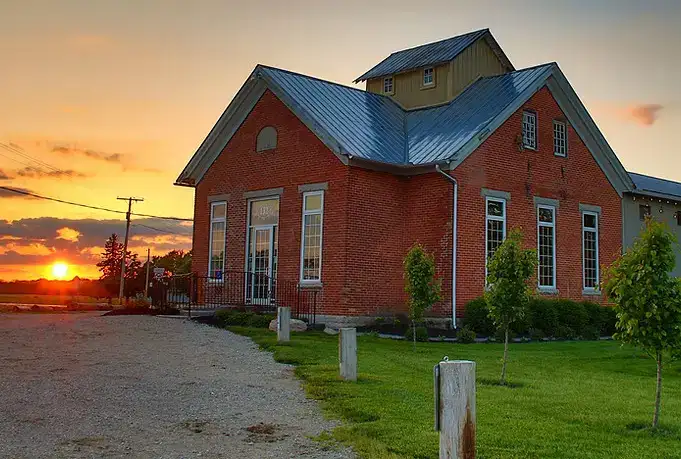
435 164 458 329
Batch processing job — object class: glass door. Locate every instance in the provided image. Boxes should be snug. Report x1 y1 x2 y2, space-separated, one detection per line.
251 227 273 304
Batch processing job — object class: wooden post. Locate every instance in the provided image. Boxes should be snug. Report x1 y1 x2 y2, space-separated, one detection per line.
339 328 357 381
436 360 476 459
277 306 291 342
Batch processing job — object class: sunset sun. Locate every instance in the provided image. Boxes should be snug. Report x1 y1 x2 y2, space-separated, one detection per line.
51 262 69 279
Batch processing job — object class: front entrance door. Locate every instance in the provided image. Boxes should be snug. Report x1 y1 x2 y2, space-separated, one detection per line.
250 226 274 304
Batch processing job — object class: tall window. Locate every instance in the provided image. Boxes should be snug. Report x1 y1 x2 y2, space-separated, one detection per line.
383 77 394 94
522 111 537 150
300 191 324 282
639 204 651 221
485 197 506 278
582 212 599 290
553 120 567 157
537 205 556 289
209 202 227 279
423 67 434 86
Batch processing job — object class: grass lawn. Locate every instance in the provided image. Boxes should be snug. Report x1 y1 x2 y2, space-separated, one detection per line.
231 328 681 459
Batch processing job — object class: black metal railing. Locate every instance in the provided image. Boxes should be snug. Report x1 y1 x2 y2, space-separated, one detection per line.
151 271 317 324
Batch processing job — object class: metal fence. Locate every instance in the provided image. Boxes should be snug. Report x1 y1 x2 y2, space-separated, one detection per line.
151 271 317 324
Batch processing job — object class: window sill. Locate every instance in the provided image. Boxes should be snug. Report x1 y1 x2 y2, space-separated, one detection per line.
420 83 436 91
582 289 602 296
537 287 559 295
523 145 537 151
554 152 567 158
299 281 322 289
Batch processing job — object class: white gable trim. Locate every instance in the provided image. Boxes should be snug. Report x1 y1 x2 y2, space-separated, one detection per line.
175 66 350 186
447 64 633 197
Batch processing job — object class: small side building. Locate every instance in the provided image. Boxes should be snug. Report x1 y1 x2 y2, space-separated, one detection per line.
625 173 681 276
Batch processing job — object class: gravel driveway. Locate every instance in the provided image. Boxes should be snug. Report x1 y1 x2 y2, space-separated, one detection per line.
0 313 353 459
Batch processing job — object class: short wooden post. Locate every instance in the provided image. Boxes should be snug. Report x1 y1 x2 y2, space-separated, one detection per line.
277 306 290 342
435 360 476 459
339 328 357 381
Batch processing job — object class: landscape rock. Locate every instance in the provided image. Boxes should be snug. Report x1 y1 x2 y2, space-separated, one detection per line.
268 318 308 332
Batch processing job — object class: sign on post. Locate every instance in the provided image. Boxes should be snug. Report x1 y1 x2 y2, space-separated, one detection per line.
153 267 165 280
434 358 476 459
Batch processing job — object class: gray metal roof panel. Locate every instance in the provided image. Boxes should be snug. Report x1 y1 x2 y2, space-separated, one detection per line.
407 64 555 164
629 172 681 199
355 29 489 82
259 66 406 164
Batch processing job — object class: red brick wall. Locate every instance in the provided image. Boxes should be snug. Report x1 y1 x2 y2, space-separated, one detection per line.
191 84 621 321
450 86 622 316
193 89 349 315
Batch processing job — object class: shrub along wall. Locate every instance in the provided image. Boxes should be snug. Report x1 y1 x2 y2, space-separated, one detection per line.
214 309 275 328
464 297 617 339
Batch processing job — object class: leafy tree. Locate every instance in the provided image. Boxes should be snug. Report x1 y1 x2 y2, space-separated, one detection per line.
404 243 442 348
485 229 536 385
152 249 192 276
96 233 142 297
603 219 681 428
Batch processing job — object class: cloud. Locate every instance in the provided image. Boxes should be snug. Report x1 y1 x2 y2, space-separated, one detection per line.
52 145 124 164
56 227 82 243
625 104 664 126
0 187 37 199
594 102 665 127
0 217 193 278
14 167 88 179
0 169 11 180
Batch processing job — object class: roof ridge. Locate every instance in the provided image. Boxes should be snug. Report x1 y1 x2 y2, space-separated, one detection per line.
477 62 557 81
257 64 382 97
386 28 488 57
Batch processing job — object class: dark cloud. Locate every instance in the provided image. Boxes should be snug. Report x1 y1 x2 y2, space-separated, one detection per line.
0 169 11 180
627 104 664 126
14 167 88 179
0 187 37 199
52 145 124 163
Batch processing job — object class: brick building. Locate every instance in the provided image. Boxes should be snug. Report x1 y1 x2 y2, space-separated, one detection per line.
175 29 635 327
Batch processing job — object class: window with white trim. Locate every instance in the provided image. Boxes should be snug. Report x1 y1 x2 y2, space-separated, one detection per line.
582 212 599 290
300 191 324 282
537 205 556 289
383 77 394 94
423 67 434 86
553 120 567 157
522 111 537 150
485 197 506 277
209 202 227 279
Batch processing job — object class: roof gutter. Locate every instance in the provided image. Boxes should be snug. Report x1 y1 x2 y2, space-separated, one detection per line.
435 163 458 329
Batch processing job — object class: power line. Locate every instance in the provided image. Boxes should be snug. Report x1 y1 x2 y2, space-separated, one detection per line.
132 222 188 236
0 143 66 174
0 185 193 222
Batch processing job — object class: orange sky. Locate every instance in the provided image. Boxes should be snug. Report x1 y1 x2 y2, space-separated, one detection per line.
0 0 679 280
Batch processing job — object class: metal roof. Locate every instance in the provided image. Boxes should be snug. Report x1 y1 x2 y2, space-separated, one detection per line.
259 66 406 164
407 64 554 164
629 172 681 199
355 29 493 82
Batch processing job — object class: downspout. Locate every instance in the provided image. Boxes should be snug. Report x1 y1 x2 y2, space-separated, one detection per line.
435 164 458 329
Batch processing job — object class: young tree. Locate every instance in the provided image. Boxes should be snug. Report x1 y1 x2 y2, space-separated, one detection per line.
152 249 193 276
96 234 143 297
485 229 536 385
603 219 681 428
404 243 442 348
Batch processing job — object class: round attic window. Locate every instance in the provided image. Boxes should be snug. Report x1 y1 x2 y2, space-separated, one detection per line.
256 126 277 152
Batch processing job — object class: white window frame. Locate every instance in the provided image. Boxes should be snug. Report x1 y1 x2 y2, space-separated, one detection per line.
208 201 227 279
537 205 556 290
553 120 567 157
582 211 599 291
485 197 507 283
522 111 537 150
423 67 434 87
383 76 394 94
299 190 324 284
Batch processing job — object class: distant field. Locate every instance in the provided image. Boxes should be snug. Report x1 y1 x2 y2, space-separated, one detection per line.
0 294 104 306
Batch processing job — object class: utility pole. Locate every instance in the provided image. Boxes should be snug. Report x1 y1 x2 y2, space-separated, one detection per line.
144 247 151 298
118 196 144 301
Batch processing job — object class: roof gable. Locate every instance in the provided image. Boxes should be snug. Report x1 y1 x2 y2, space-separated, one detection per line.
176 63 634 197
354 29 513 83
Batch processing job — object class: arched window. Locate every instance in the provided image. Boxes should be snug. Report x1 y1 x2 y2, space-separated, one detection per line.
256 126 277 152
